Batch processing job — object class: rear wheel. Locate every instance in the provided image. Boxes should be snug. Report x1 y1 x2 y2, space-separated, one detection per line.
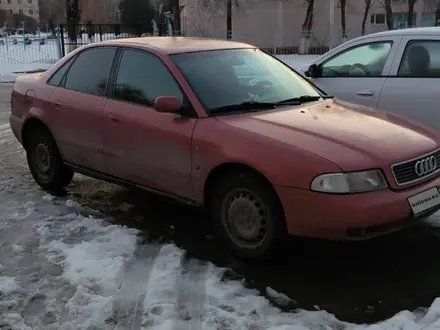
208 171 287 261
25 127 74 192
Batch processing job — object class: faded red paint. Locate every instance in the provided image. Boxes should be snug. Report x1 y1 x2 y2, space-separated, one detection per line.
10 37 440 240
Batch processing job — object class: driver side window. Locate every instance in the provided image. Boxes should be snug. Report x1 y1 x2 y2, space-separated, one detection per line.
321 41 392 78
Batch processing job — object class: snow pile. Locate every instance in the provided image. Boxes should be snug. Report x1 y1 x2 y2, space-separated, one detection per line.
0 194 439 329
277 54 321 72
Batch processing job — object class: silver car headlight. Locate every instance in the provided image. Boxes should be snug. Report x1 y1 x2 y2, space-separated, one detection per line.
310 169 388 194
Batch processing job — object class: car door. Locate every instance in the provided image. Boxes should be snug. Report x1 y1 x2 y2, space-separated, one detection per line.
310 36 401 107
377 35 440 131
102 48 197 199
47 46 117 172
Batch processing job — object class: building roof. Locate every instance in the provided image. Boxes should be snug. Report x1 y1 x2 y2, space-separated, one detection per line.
101 36 255 54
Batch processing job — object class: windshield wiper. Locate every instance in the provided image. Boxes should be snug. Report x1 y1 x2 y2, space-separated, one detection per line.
209 95 331 115
210 101 295 114
276 95 323 105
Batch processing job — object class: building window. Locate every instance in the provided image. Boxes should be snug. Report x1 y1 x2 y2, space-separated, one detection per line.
7 0 11 4
421 12 435 27
19 9 23 14
371 13 385 24
393 12 417 29
18 0 21 3
8 9 12 14
29 9 33 15
28 0 32 3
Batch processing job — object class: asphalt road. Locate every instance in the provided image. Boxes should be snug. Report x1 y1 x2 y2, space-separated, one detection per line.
3 82 440 325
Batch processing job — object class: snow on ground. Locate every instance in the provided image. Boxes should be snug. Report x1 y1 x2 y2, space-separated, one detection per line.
277 54 321 72
4 185 440 329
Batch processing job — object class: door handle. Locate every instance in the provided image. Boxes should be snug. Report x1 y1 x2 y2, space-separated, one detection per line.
108 113 121 122
357 89 375 97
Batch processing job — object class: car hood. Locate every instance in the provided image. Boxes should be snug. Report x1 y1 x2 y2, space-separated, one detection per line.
216 99 440 171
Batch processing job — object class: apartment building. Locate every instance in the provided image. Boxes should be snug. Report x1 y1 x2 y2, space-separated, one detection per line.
180 0 439 49
0 0 40 23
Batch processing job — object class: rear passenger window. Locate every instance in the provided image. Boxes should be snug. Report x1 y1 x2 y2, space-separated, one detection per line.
47 56 76 87
64 47 116 96
398 40 440 77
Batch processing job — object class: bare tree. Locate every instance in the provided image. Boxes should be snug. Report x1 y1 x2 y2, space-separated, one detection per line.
407 0 419 27
340 0 347 41
302 0 315 33
39 0 65 32
426 0 440 26
299 0 315 53
378 0 393 29
80 0 118 23
361 0 375 35
66 0 80 51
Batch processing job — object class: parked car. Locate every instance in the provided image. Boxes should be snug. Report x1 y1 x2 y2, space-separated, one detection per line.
10 37 440 261
304 27 440 131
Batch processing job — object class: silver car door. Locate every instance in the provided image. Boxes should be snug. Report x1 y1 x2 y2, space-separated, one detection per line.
310 36 402 107
378 35 440 131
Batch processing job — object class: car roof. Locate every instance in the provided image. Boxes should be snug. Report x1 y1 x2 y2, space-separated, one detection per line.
100 36 255 54
351 26 440 42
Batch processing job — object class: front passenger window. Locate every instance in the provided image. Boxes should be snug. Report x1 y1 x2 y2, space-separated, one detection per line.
114 49 183 107
321 41 392 77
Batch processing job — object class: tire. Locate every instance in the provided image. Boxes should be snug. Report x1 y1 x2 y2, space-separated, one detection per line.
207 171 287 262
25 127 74 192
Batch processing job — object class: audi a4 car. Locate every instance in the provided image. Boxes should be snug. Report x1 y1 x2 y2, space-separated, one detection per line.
9 37 440 261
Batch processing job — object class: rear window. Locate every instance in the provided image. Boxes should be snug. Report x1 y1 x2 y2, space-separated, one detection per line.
47 56 76 87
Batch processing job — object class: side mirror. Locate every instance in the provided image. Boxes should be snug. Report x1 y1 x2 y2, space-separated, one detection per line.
154 96 182 114
306 64 319 78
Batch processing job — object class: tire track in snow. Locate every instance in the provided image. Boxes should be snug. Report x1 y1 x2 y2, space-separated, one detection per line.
110 244 163 330
175 252 209 330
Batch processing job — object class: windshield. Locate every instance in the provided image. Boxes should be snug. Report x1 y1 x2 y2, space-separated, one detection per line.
171 48 322 114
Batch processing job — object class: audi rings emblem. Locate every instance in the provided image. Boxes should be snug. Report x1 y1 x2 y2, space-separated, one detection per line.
415 156 437 177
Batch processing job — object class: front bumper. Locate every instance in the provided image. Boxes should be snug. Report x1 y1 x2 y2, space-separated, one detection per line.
274 175 440 240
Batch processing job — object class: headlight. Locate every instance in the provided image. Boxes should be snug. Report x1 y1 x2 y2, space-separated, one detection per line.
310 169 388 194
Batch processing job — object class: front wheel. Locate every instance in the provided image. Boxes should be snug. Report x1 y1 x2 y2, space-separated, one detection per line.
208 171 287 261
26 127 74 192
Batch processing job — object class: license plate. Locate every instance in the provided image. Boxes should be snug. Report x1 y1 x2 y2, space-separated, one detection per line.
408 187 440 215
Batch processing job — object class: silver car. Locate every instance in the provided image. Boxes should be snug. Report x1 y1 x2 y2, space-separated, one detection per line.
305 27 440 130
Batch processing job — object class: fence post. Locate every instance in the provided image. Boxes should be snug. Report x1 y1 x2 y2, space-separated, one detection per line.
37 27 41 52
21 21 25 51
60 24 66 57
4 21 8 52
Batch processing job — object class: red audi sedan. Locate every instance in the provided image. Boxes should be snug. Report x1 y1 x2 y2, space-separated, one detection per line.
9 37 440 261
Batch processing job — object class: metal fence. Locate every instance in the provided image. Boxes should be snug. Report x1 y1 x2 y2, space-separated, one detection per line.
0 23 180 71
0 22 420 73
58 23 142 57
